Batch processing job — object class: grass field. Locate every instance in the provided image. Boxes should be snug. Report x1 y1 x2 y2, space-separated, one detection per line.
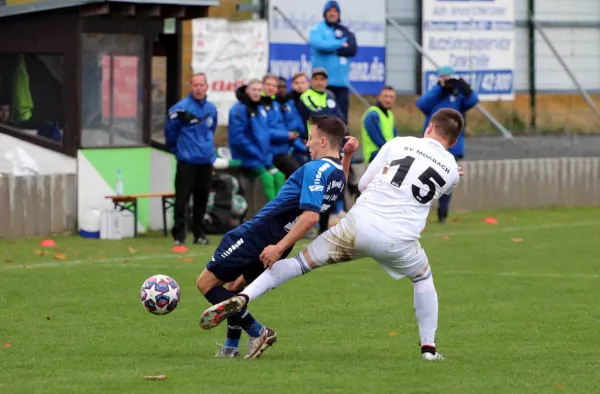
1 207 599 393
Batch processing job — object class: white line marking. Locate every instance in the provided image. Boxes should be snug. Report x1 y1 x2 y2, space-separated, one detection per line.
442 270 600 280
422 221 597 237
2 221 596 271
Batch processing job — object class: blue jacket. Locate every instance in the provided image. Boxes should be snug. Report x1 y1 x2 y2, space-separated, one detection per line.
278 92 309 155
228 86 273 169
416 83 479 157
164 93 217 165
298 89 346 127
336 25 357 58
308 2 354 88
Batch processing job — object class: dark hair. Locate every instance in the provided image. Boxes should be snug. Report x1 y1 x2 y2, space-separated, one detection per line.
380 85 395 93
308 115 346 148
430 108 464 145
278 77 287 83
0 94 10 106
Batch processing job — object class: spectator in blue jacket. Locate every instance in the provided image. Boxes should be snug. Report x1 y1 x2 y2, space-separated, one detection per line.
261 73 306 179
228 79 285 202
277 72 310 167
309 1 357 122
416 65 479 223
165 73 217 246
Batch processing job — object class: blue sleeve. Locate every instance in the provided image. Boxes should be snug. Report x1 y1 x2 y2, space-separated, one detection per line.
337 30 357 57
211 107 218 134
228 106 262 160
364 111 387 148
416 84 444 116
309 25 347 53
461 90 480 112
268 105 291 143
393 126 398 137
164 107 182 153
299 164 325 212
297 98 313 125
292 137 308 153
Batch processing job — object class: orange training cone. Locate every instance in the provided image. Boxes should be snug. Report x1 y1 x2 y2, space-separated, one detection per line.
172 245 188 254
40 239 57 248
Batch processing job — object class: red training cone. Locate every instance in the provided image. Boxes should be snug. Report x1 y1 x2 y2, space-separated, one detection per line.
40 239 56 248
172 245 188 254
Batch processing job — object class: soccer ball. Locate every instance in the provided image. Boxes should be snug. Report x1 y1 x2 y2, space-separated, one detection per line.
140 274 180 315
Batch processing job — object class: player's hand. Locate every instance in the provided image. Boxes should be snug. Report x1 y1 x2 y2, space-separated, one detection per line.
260 244 284 269
458 166 465 177
289 131 299 140
342 136 359 155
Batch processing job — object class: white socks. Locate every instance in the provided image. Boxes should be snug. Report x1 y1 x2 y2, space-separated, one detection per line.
412 268 438 348
241 254 312 301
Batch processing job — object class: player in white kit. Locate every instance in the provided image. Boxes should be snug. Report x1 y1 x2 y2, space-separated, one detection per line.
200 108 465 360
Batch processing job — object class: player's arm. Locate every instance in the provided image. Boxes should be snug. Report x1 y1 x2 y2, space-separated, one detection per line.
265 210 319 263
358 140 391 192
341 136 359 180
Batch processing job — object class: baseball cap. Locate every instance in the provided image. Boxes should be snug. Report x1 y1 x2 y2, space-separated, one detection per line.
438 65 455 77
311 67 328 78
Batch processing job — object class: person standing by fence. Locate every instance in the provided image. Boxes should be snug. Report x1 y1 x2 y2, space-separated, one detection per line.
165 73 217 246
415 66 479 223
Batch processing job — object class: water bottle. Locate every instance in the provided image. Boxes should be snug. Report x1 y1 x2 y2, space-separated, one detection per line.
116 169 124 196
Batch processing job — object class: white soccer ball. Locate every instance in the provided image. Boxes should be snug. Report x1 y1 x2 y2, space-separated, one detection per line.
140 274 181 315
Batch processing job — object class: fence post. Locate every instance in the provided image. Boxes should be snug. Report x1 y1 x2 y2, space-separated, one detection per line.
527 0 536 131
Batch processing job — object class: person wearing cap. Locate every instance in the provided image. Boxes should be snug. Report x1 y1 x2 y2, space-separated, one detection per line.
298 67 345 130
416 65 479 223
308 1 357 122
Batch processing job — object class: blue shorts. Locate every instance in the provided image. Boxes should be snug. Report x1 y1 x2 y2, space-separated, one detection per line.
206 231 293 284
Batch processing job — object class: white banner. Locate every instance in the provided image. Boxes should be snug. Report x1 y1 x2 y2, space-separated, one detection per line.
268 0 386 95
422 0 515 101
191 19 268 125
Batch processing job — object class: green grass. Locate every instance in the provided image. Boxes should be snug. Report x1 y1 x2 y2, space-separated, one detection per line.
1 207 599 393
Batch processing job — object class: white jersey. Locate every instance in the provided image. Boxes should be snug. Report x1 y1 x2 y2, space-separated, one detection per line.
353 136 460 241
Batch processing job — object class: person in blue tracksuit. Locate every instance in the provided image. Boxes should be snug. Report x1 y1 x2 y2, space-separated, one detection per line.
276 72 310 167
309 1 357 122
165 73 217 245
228 79 285 202
261 74 307 179
416 65 479 223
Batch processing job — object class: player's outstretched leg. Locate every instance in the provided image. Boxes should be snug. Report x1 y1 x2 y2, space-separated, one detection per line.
410 265 445 360
200 252 313 330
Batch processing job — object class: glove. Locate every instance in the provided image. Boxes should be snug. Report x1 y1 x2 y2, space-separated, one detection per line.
456 78 473 98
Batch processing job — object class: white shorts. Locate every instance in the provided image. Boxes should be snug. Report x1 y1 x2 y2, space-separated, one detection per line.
306 210 429 280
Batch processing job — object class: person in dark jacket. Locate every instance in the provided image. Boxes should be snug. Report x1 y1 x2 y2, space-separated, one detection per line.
308 1 357 122
165 73 217 246
278 72 310 167
416 65 479 223
298 67 345 127
228 79 285 202
261 74 306 179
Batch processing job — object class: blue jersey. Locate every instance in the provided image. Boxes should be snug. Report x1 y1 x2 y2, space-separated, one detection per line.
229 157 346 246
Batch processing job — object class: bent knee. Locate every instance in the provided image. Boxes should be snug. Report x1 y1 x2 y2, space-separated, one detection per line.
196 269 222 294
226 276 247 292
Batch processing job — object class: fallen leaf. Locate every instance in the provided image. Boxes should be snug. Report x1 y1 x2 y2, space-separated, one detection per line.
512 237 524 243
388 332 397 337
46 317 51 320
54 253 67 261
3 343 10 347
181 257 194 263
144 375 167 381
128 246 137 254
123 260 129 264
556 384 565 389
441 235 450 240
73 250 80 255
422 228 428 233
33 250 43 256
452 218 461 223
5 259 14 263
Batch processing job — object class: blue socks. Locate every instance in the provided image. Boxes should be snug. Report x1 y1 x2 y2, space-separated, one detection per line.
204 286 264 348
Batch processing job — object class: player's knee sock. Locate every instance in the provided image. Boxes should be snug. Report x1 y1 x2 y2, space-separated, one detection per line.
412 268 438 348
225 318 242 349
241 253 311 302
259 170 276 201
205 286 264 338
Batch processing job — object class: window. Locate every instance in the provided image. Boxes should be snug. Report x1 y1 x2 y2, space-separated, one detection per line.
0 54 64 145
81 34 146 147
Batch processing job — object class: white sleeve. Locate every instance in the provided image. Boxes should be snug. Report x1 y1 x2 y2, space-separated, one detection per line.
358 142 390 193
444 170 461 195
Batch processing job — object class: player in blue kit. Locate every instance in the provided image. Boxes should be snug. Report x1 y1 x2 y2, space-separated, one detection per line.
196 115 358 359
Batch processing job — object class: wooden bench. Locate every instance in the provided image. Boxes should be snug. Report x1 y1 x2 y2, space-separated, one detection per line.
105 192 175 237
